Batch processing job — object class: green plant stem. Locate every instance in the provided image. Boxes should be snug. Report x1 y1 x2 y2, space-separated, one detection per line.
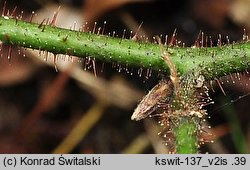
174 117 198 153
0 16 250 79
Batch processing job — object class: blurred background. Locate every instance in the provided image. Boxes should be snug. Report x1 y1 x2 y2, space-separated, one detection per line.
0 0 249 153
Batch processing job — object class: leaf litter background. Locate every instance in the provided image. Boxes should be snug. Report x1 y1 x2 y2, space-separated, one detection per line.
0 0 250 153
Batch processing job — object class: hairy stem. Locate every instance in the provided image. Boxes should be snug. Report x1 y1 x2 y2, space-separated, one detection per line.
174 117 198 153
0 16 250 79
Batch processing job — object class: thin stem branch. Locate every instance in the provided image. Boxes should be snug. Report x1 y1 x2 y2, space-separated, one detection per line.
174 117 198 153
